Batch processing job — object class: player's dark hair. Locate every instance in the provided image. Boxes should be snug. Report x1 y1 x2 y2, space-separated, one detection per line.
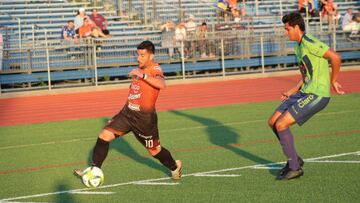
282 12 305 31
67 20 74 23
137 40 155 54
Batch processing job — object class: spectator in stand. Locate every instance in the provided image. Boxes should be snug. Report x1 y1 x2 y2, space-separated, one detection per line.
89 8 110 36
342 8 354 32
298 0 314 14
0 30 3 71
226 0 237 10
185 14 197 58
333 4 341 26
196 22 215 58
232 8 241 22
74 8 89 32
353 13 360 35
61 20 78 45
161 21 175 59
174 22 186 58
310 0 320 19
79 17 108 38
321 0 337 28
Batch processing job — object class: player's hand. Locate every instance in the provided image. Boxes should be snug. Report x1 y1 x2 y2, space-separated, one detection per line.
128 68 143 79
280 92 290 101
332 81 345 95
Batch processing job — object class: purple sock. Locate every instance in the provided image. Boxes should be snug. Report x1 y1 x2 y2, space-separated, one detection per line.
278 128 300 170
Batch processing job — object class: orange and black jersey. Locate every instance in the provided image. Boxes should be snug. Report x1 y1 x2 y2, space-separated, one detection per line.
126 62 164 113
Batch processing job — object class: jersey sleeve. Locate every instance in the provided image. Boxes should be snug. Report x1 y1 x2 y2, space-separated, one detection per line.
306 39 329 57
152 66 164 78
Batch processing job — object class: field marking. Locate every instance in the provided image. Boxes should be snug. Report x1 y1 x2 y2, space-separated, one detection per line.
2 150 359 202
1 129 359 176
1 202 52 203
251 166 283 170
133 182 179 185
305 151 360 161
1 109 359 151
193 174 241 177
69 191 115 195
306 160 360 164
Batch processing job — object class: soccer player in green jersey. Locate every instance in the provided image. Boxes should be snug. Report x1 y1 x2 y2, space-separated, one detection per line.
268 12 345 180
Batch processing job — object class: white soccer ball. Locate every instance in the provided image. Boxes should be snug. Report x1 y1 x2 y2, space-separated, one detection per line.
82 166 104 188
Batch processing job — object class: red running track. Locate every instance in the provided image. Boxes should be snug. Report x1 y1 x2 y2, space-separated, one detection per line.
0 71 359 126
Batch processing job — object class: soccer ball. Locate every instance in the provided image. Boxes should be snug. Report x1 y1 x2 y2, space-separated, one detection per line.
81 166 104 188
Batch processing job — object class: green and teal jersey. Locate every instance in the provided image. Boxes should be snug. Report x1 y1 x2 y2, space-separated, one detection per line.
294 33 331 97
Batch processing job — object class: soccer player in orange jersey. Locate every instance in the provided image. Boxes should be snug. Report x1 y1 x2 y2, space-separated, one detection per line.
75 41 182 180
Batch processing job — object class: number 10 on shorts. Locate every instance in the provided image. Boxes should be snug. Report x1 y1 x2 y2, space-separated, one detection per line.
145 139 154 148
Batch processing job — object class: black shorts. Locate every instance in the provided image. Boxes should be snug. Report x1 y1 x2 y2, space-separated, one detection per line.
105 106 160 148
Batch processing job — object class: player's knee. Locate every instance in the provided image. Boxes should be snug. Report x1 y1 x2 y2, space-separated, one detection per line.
275 120 288 131
148 145 161 156
98 130 115 142
268 117 275 128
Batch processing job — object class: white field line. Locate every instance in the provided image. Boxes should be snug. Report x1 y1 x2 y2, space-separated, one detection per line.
0 201 53 203
133 182 179 185
1 151 359 202
1 109 358 151
306 160 360 164
252 166 283 170
193 174 241 177
69 191 115 195
304 151 360 161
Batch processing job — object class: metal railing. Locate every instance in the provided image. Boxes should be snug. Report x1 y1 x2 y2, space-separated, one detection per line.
1 29 359 93
0 12 22 49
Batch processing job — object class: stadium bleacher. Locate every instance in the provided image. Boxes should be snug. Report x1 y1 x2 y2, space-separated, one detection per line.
0 0 359 92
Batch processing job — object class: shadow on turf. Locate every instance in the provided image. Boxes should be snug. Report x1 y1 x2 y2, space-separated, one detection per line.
84 118 169 176
53 182 75 203
171 110 280 177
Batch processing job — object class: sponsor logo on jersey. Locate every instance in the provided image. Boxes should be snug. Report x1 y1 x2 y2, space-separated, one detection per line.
128 93 142 100
131 84 140 91
128 102 140 111
298 94 314 108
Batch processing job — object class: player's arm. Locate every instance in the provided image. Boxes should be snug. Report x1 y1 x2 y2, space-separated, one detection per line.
128 69 166 89
143 74 166 89
323 49 345 95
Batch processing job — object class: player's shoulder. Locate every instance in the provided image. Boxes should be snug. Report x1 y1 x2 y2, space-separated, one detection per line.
302 34 322 45
149 63 163 73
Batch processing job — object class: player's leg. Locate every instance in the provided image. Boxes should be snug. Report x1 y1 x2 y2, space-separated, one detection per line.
268 111 283 140
268 92 302 140
274 111 303 180
74 108 131 177
268 92 304 179
132 111 182 180
275 93 330 180
91 129 121 168
147 145 182 180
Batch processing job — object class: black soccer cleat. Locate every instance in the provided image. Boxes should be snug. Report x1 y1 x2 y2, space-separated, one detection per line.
277 168 304 180
278 156 304 177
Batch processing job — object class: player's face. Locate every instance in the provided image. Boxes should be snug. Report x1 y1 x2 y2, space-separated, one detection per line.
284 23 298 41
137 49 154 69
